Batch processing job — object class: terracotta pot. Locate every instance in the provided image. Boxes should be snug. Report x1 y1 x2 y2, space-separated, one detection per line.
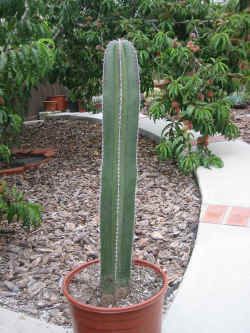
48 95 67 111
95 103 102 111
63 259 168 333
78 101 86 113
43 100 57 112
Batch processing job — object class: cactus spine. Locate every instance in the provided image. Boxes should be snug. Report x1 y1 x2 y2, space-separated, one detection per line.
100 39 140 296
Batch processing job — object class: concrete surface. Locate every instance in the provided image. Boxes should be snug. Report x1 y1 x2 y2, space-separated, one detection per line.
197 140 250 207
162 223 250 333
0 308 71 333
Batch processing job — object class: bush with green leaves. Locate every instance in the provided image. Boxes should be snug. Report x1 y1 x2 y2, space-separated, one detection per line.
143 0 249 174
0 182 42 231
0 0 56 229
46 0 249 174
0 0 55 163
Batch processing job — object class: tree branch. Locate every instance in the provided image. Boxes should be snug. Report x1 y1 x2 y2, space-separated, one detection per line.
21 0 29 21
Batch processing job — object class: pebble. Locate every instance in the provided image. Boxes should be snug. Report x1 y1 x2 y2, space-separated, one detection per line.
4 281 19 293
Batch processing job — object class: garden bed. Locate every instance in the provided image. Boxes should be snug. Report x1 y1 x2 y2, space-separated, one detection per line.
0 148 56 176
0 119 200 327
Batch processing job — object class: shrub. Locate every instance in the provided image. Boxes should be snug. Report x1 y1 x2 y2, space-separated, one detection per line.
0 0 55 161
0 182 42 230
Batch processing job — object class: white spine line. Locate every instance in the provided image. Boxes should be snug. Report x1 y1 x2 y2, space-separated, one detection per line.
114 39 123 281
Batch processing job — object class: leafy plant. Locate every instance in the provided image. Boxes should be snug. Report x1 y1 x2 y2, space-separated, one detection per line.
101 40 140 298
0 145 11 164
0 0 55 229
0 182 42 230
0 0 55 161
44 0 248 174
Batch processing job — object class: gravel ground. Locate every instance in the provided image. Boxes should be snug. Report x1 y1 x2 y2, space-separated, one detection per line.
0 119 200 326
232 104 250 144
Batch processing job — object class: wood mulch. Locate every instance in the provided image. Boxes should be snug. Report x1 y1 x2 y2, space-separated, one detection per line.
0 119 200 326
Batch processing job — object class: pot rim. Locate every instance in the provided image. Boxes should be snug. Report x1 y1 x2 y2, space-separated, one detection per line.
43 100 57 104
63 259 168 314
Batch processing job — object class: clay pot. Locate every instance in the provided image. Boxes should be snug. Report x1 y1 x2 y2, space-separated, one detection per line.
95 103 102 111
43 100 57 112
63 259 168 333
78 101 86 113
48 95 67 111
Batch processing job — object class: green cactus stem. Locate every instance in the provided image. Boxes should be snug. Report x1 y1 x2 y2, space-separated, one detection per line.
100 39 140 297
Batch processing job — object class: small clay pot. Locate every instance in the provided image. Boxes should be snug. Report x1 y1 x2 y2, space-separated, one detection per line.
95 103 102 111
54 95 67 111
78 101 86 113
43 100 57 112
63 259 168 333
48 95 67 111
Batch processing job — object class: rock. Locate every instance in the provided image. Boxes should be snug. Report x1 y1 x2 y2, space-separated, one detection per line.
28 282 45 297
31 257 42 267
17 279 29 289
151 231 164 240
64 223 75 232
4 281 19 293
137 238 148 249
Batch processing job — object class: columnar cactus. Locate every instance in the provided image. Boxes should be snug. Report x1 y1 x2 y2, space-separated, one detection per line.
100 39 140 296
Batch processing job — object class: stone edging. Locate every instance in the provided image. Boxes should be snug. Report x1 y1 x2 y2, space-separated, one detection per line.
0 148 56 176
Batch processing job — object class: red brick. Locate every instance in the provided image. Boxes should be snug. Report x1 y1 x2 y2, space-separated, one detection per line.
202 205 228 224
227 207 250 227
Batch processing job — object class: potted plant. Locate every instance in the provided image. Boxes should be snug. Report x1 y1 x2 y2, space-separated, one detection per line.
63 40 168 333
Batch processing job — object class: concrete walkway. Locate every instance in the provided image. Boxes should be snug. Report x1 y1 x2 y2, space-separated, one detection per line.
2 112 250 332
0 308 69 333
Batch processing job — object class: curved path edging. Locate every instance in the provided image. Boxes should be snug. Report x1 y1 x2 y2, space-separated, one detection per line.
1 112 249 333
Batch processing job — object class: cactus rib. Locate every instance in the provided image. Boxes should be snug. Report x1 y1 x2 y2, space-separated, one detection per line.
101 39 140 295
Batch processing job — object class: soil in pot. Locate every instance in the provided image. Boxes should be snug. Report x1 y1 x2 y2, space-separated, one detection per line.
68 261 163 308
